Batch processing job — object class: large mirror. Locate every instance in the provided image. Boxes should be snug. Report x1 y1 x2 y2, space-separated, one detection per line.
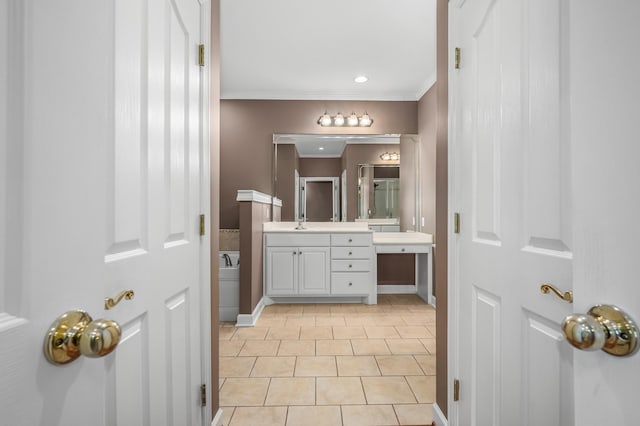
273 134 420 231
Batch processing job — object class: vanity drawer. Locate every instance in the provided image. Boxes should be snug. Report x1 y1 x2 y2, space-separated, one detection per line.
331 233 372 246
375 245 429 254
265 233 330 247
331 246 372 260
331 259 371 272
331 272 372 295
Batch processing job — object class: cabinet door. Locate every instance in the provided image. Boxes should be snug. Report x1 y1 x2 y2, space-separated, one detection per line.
298 247 330 295
266 247 297 295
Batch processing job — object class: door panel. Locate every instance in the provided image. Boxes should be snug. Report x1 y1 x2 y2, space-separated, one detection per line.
267 248 297 295
298 248 330 295
0 0 208 424
451 0 573 424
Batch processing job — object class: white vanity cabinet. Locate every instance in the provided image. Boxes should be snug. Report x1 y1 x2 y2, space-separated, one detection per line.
264 229 375 303
265 233 331 296
330 233 374 296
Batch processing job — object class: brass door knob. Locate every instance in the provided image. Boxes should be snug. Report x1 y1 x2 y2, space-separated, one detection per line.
562 304 639 357
44 310 121 365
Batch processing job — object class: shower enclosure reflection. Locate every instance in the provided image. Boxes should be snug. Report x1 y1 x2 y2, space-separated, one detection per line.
357 165 400 219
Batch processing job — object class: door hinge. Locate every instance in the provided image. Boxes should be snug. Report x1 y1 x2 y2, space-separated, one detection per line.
200 384 207 406
453 379 460 401
198 44 205 67
199 214 205 236
455 47 461 69
454 212 460 234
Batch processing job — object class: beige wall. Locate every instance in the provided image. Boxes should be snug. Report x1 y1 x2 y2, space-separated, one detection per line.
221 100 418 228
299 157 342 178
418 85 437 235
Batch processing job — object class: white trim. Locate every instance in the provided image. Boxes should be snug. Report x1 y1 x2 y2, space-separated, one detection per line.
272 197 282 207
211 408 223 426
221 90 424 101
265 296 369 304
377 284 417 294
416 71 437 100
433 403 448 426
236 189 273 205
235 297 265 327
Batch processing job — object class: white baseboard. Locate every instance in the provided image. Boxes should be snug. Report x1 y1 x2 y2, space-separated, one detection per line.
433 403 448 426
211 408 223 426
236 297 265 327
377 284 417 294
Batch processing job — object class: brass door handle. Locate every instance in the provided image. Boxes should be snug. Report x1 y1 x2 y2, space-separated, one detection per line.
44 310 121 365
540 283 573 303
105 289 135 310
562 304 639 357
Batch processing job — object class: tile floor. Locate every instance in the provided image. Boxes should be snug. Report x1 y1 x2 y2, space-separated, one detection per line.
218 294 436 426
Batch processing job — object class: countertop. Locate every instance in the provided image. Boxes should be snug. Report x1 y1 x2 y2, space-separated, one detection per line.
263 221 372 233
372 232 433 245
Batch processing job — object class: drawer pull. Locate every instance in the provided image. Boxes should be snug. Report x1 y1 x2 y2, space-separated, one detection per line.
349 251 353 256
349 238 353 243
349 282 353 286
401 248 406 252
349 264 353 268
293 251 297 255
299 251 302 255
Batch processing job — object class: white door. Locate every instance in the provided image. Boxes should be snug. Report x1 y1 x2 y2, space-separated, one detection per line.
450 0 573 424
266 247 298 295
451 1 640 425
0 1 210 425
298 247 330 295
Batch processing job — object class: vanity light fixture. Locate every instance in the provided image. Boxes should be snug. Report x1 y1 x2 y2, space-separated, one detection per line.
317 111 374 127
380 152 400 161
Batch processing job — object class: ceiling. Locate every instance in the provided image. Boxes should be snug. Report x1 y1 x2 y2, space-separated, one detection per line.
220 0 437 101
274 134 400 158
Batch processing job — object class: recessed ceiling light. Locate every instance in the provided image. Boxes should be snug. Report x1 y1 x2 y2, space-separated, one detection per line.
354 75 368 83
318 146 325 151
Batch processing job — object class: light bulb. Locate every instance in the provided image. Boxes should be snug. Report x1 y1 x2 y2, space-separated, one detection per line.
333 113 345 126
347 112 359 126
359 112 373 127
318 112 332 127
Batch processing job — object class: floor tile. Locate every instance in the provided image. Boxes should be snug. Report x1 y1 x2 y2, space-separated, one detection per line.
278 340 316 356
239 340 280 356
300 326 333 340
332 326 367 339
336 355 381 377
219 378 225 390
219 327 236 340
375 355 424 376
420 338 437 354
351 339 391 355
341 404 399 426
361 377 417 404
315 316 346 326
286 406 342 426
266 327 300 340
395 326 432 339
220 340 246 357
344 316 377 326
316 377 366 405
285 316 316 327
414 354 436 375
256 317 287 327
330 305 358 314
265 377 315 406
219 357 256 378
406 375 437 403
303 305 332 314
394 403 433 425
230 406 287 426
385 339 428 355
316 339 353 355
219 378 270 406
231 327 269 340
251 356 296 377
295 356 337 376
364 326 400 338
220 407 235 426
374 315 406 326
